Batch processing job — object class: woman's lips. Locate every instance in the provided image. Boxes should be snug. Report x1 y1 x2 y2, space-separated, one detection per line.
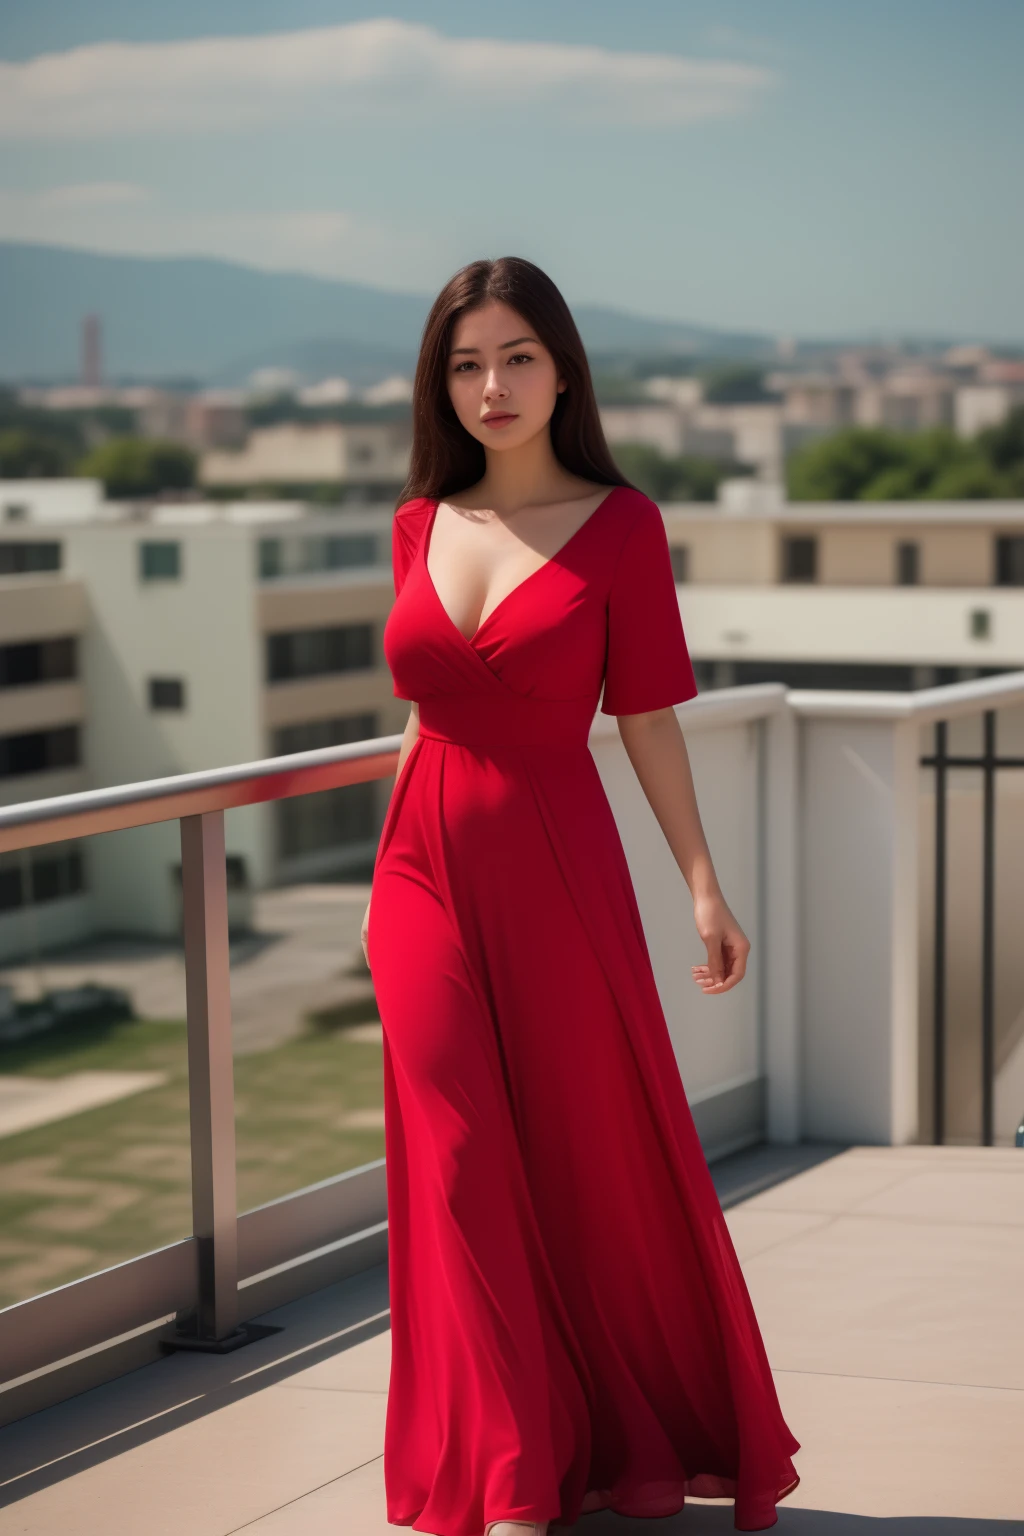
481 412 518 429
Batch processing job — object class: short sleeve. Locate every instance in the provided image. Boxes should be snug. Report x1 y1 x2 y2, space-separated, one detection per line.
391 500 430 598
600 498 699 716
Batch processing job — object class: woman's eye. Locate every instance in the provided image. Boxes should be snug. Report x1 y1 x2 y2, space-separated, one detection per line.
509 353 533 365
452 360 478 373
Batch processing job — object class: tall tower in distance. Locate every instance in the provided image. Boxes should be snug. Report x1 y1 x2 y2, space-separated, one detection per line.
81 313 102 387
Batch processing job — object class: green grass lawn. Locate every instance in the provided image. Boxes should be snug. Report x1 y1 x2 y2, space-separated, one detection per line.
0 1011 385 1311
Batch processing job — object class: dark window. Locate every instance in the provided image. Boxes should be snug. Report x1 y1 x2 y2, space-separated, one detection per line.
225 855 250 891
0 842 86 911
258 539 282 579
669 544 690 583
0 864 22 913
258 535 379 579
970 609 992 639
0 541 61 575
149 677 186 711
781 535 818 583
277 783 377 859
995 536 1024 586
266 624 374 683
272 713 377 757
321 535 377 570
139 541 181 581
0 636 77 689
0 725 80 779
896 542 920 586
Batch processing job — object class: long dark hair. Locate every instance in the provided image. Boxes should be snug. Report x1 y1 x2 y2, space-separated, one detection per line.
400 256 631 504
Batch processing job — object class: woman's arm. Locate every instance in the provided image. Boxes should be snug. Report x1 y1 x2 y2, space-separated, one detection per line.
616 706 750 995
360 703 420 964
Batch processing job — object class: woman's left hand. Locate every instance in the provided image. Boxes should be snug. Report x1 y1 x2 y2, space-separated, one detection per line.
691 892 750 995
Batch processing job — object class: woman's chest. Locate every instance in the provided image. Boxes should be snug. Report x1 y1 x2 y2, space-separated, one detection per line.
384 549 611 702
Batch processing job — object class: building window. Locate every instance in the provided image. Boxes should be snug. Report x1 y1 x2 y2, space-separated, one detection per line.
3 503 28 522
781 535 818 583
139 541 182 581
258 534 379 580
0 541 61 575
896 541 920 586
149 677 186 711
0 637 77 689
0 725 80 779
266 624 374 683
669 544 690 583
277 784 377 860
273 713 377 756
0 841 86 913
970 609 992 640
995 536 1024 586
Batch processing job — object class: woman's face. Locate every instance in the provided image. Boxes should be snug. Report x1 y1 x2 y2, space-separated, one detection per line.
446 300 565 454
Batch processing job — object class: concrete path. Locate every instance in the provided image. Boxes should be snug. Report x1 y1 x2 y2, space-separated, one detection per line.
0 883 375 1054
1 1145 1022 1533
0 1070 167 1138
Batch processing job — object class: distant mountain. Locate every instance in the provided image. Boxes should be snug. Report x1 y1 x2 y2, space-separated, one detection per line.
0 240 775 384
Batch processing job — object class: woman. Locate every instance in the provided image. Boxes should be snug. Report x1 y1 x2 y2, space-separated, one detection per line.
362 256 800 1536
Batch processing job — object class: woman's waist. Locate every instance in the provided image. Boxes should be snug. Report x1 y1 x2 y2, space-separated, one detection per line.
416 691 597 750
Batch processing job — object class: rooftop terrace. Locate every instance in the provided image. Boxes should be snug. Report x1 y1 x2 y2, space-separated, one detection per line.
2 1142 1022 1533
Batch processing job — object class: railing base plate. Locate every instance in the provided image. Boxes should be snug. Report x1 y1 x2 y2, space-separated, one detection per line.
159 1320 284 1355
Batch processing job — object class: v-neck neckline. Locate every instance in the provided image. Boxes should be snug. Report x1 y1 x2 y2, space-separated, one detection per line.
421 484 623 648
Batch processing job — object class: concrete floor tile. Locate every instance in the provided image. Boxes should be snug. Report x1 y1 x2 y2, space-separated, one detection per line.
7 1386 387 1536
740 1152 914 1215
744 1214 1024 1390
853 1168 1024 1227
241 1456 391 1534
723 1208 832 1262
284 1328 391 1394
774 1369 1024 1521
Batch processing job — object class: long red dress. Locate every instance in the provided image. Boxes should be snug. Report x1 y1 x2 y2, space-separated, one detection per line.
368 484 799 1535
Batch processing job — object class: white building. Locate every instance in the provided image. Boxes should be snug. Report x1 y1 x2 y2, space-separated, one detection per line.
201 421 411 495
664 494 1024 691
0 496 404 961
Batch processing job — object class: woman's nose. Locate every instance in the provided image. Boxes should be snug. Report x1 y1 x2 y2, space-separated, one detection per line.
482 368 510 399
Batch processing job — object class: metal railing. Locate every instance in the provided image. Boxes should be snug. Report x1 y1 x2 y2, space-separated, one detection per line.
0 735 402 1382
921 701 1024 1146
4 672 1024 1408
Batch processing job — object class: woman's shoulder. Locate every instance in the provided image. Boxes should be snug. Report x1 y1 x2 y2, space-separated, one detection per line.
393 495 438 524
607 483 664 545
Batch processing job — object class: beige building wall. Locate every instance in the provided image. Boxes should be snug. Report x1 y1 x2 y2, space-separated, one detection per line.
202 422 411 487
919 528 993 587
661 503 1022 590
662 513 775 585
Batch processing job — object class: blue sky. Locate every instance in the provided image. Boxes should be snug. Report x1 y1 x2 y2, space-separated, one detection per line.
1 2 1021 341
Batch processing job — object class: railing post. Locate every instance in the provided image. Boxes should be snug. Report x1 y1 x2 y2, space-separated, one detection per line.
932 720 947 1145
180 810 240 1342
981 710 996 1147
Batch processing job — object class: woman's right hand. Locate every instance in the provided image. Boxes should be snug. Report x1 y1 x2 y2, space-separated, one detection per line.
360 898 371 969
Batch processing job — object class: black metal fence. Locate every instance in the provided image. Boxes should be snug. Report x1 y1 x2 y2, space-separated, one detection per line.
922 711 1024 1146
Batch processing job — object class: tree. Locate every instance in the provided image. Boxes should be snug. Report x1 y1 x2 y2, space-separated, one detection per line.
786 424 1015 501
0 429 76 477
977 404 1024 494
700 365 775 405
78 438 196 498
612 442 741 502
787 428 910 500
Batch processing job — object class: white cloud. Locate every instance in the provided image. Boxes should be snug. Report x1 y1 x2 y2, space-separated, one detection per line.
0 20 777 139
0 186 446 288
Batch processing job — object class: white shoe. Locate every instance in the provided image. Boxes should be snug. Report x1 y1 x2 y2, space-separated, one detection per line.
484 1523 548 1536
